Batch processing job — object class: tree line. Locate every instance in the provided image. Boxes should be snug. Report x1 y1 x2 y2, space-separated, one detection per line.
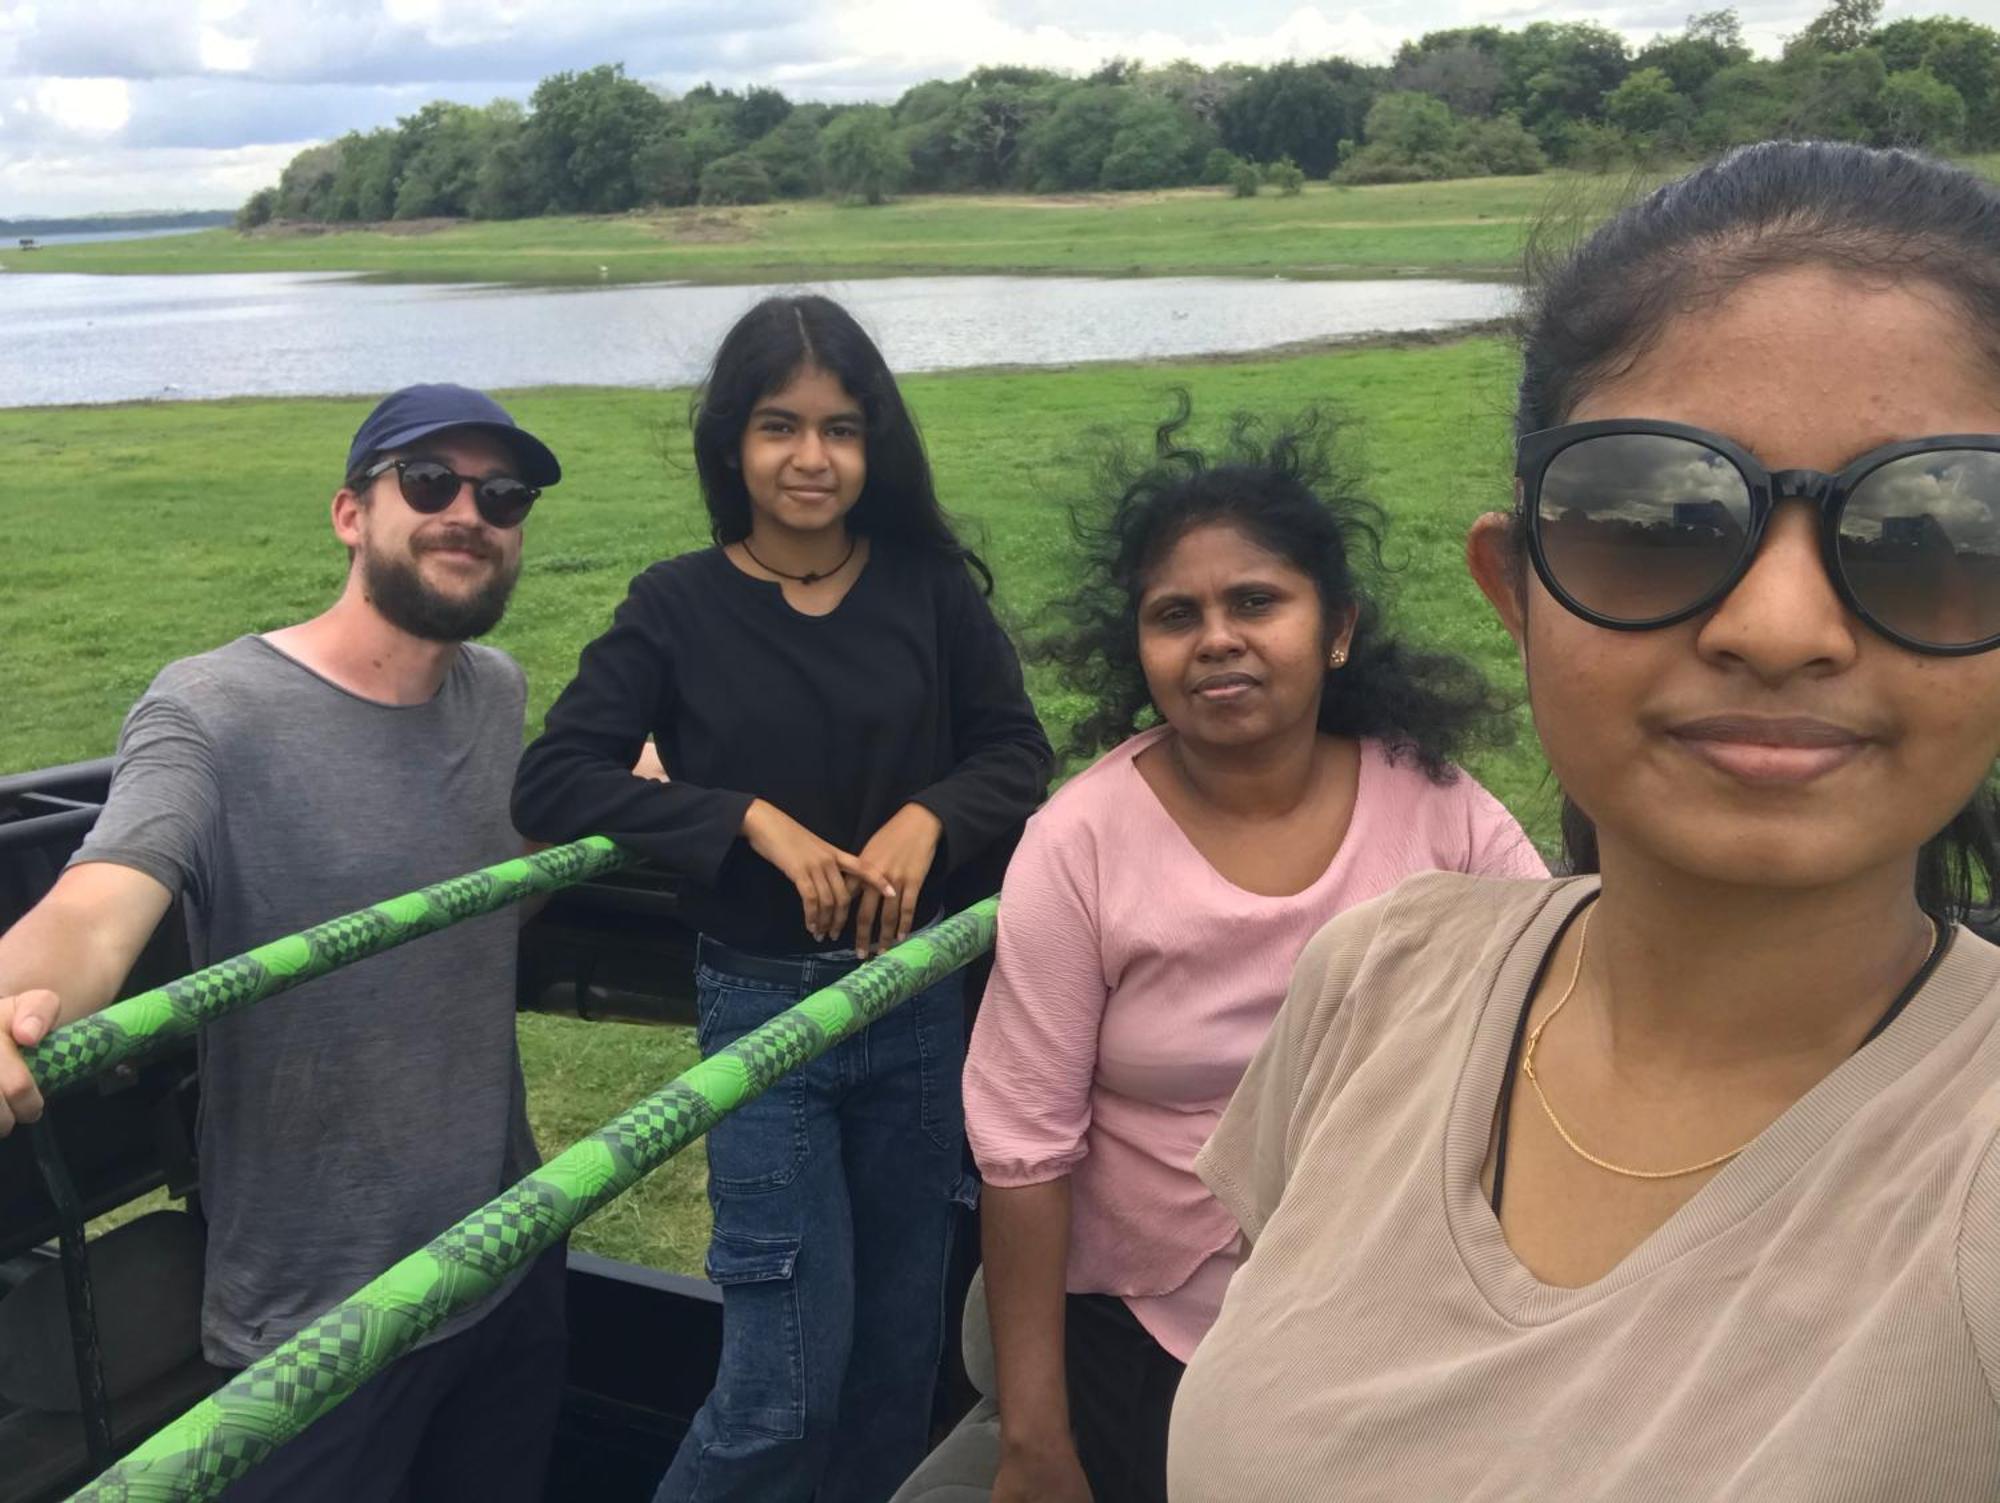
238 0 2000 227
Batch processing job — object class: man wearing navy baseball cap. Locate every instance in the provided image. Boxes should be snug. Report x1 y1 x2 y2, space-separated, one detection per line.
0 384 568 1500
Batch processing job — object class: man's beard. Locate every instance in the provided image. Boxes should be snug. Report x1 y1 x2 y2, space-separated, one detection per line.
360 530 520 642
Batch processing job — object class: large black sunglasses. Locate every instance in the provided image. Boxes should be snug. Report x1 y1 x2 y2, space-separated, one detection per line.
361 457 540 530
1517 420 2000 657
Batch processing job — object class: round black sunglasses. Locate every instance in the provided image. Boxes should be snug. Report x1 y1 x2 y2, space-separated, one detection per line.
360 457 540 530
1516 420 2000 657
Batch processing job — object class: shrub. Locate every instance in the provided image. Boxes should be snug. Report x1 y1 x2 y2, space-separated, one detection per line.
1230 160 1262 197
1459 114 1547 175
1266 155 1306 195
1201 147 1246 185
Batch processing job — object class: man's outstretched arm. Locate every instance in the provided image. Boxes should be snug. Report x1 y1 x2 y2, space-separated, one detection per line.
0 860 173 1134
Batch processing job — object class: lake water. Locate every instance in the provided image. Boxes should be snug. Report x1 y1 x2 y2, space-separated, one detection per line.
0 271 1515 409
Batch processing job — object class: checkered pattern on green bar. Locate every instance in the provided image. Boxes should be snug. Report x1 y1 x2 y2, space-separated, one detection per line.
67 897 999 1503
23 836 633 1098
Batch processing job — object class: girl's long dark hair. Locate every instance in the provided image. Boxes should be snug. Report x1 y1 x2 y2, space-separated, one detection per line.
1513 140 2000 916
1041 397 1507 781
690 294 989 589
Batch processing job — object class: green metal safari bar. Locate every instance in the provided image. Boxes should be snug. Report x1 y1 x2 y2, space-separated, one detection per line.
21 836 634 1098
65 897 1000 1503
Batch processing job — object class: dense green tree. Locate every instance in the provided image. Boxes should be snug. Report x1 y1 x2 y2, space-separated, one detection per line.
1365 91 1459 158
274 140 343 220
951 77 1048 188
1021 85 1125 190
699 152 773 206
326 129 402 221
393 102 515 218
1508 22 1632 147
1877 66 1968 145
1603 66 1695 153
525 64 672 212
1777 45 1888 138
822 106 908 203
468 128 546 218
235 187 277 229
1201 147 1246 185
1787 0 1884 56
747 112 826 198
1692 59 1792 149
1099 94 1201 189
632 131 698 207
244 15 1999 228
733 86 794 145
1391 42 1502 117
1218 62 1370 177
1633 10 1752 97
1875 16 2000 144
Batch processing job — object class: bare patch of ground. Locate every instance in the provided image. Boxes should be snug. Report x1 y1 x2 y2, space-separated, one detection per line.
638 209 758 244
246 216 462 239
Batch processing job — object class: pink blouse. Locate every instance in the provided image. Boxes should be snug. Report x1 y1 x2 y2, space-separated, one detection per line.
964 728 1547 1359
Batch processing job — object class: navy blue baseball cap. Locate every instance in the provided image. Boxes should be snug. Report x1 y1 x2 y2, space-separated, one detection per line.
346 383 561 488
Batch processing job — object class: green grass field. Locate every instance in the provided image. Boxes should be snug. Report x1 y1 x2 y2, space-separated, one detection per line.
4 175 1600 284
18 339 1552 1271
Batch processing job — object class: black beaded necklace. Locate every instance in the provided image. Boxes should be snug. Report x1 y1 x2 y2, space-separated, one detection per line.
741 536 856 586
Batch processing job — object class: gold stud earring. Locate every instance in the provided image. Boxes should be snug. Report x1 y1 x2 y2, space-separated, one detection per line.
1329 648 1347 667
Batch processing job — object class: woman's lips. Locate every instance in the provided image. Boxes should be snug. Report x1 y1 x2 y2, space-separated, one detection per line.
1666 715 1870 785
1191 673 1258 703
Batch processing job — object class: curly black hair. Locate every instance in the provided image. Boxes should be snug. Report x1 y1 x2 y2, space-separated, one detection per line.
1037 397 1508 782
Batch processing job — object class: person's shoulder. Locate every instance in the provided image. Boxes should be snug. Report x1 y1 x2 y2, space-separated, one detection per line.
1358 740 1548 877
1028 733 1158 836
453 642 528 699
137 636 277 718
1003 734 1157 888
1360 739 1489 811
1296 870 1579 1014
877 539 984 596
631 547 726 598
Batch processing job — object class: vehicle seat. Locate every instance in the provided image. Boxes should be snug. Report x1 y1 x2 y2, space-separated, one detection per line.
890 1267 1000 1502
0 1210 230 1503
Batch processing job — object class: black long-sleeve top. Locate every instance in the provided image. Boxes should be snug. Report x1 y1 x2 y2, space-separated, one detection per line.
513 542 1053 954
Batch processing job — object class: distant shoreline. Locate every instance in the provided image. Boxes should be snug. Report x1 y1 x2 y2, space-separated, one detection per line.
0 210 232 238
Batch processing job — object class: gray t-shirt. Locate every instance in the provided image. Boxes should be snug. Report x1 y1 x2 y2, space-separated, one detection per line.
72 635 537 1366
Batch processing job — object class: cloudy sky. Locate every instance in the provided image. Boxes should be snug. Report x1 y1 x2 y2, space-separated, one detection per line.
0 0 1913 217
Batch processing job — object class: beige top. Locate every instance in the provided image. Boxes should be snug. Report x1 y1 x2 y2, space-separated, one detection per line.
1170 873 2000 1503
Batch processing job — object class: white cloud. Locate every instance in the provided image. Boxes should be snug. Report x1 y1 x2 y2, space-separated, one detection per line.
0 0 1842 214
0 140 304 215
32 75 131 134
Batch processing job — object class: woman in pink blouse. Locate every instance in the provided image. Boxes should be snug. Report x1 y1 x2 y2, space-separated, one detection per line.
964 408 1545 1503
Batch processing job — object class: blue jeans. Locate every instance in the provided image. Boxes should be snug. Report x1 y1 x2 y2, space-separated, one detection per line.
653 941 973 1503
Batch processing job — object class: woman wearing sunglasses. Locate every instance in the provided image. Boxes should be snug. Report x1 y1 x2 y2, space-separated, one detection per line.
512 295 1052 1503
1167 142 2000 1500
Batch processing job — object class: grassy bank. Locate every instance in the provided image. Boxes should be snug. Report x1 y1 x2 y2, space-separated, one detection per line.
3 175 1588 284
12 340 1545 1271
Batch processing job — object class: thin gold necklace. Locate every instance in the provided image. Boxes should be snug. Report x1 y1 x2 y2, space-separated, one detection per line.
1521 908 1940 1181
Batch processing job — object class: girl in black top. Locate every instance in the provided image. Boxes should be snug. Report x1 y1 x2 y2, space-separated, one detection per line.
513 295 1051 1503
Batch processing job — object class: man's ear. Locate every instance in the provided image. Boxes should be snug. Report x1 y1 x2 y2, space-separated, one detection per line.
1467 512 1527 649
331 487 367 554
